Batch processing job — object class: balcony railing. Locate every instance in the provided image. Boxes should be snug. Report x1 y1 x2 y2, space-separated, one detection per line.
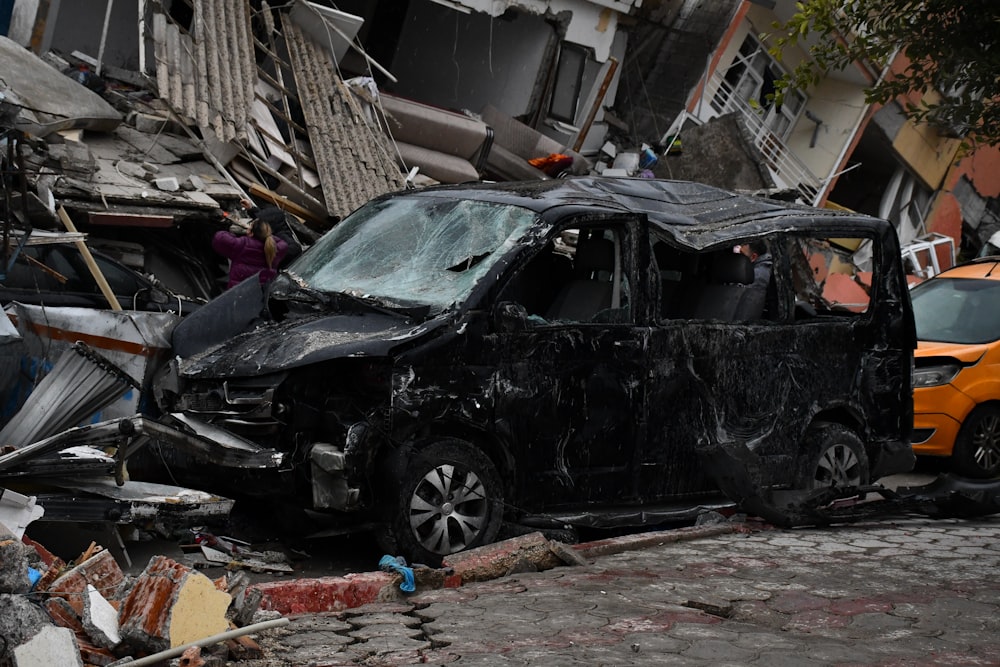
690 71 825 204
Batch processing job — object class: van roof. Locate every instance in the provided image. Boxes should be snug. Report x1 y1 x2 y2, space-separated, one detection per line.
406 177 895 250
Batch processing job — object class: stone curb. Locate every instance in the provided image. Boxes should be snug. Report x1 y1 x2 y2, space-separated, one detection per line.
252 521 752 616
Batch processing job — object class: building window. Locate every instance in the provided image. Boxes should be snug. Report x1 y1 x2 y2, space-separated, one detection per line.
548 43 588 124
712 34 804 140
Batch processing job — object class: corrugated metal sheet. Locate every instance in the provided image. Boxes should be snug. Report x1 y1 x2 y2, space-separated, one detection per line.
280 13 406 219
151 0 256 144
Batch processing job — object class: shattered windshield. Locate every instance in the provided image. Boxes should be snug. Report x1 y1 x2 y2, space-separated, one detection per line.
912 277 1000 344
287 196 538 313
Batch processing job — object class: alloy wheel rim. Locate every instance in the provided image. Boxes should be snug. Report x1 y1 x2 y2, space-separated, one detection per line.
815 444 861 487
972 413 1000 473
408 463 488 555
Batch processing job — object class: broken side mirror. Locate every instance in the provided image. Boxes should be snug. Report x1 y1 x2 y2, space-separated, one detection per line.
495 301 531 333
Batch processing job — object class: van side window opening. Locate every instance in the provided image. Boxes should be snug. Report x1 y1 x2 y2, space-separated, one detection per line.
788 235 873 315
500 225 632 324
652 236 775 322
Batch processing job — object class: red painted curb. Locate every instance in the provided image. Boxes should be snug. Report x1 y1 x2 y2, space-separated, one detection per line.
254 571 396 615
251 521 760 616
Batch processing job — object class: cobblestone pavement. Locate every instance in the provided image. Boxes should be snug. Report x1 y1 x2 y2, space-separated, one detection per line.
235 516 1000 666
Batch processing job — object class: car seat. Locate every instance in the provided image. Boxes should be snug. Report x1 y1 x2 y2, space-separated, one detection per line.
545 236 616 321
692 251 754 321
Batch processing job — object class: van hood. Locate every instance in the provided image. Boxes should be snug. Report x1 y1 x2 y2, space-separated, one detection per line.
915 340 989 364
179 311 441 379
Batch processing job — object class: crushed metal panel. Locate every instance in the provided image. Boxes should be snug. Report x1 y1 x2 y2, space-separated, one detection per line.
280 13 406 219
150 1 256 144
37 479 234 524
0 342 138 449
0 417 141 475
0 314 22 419
6 304 178 424
144 414 288 470
287 1 363 64
32 480 233 535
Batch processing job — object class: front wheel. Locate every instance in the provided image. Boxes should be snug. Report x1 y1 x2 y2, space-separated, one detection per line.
952 404 1000 479
384 439 504 565
798 422 869 490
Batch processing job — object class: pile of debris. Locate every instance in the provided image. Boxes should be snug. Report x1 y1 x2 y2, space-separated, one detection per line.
0 524 285 667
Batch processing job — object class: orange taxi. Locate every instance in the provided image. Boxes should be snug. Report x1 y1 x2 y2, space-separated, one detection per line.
910 258 1000 477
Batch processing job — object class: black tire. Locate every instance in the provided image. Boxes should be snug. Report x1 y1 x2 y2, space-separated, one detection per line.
385 439 504 565
952 404 1000 479
798 422 870 490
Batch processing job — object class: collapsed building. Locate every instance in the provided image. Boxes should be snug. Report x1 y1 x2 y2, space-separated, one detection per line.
0 0 682 589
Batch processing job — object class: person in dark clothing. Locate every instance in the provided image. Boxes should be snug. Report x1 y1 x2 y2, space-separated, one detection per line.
740 239 776 318
240 199 303 265
741 240 772 288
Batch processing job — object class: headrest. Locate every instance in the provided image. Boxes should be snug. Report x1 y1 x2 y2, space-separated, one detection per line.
574 237 616 273
710 252 753 285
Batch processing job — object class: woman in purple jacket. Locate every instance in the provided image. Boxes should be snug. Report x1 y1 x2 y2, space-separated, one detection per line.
212 218 288 289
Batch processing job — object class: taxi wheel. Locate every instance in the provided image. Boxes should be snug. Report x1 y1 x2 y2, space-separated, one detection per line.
952 405 1000 479
386 439 504 566
799 422 869 490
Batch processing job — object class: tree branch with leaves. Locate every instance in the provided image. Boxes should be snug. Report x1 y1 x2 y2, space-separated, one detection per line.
767 0 1000 147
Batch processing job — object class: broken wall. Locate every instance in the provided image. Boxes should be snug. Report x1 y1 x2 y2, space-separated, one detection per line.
48 0 141 70
388 3 555 118
614 0 741 146
151 0 256 145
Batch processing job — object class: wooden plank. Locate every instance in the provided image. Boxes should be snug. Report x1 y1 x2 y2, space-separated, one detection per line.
57 206 122 311
247 183 331 230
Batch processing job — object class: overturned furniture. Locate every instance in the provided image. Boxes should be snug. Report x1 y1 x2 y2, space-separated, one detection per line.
378 92 494 184
480 104 590 181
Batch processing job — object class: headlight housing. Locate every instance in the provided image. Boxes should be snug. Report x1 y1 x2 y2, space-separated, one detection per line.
912 363 961 388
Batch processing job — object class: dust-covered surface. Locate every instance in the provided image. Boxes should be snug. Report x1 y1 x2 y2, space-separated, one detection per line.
230 516 1000 667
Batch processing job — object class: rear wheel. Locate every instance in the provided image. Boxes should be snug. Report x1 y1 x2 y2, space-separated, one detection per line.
952 404 1000 479
798 422 869 490
384 439 504 565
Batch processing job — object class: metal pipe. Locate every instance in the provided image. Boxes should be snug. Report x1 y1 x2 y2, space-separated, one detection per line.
120 617 290 666
96 0 115 76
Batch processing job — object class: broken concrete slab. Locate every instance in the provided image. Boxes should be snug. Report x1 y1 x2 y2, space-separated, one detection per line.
0 523 33 593
0 36 122 138
651 112 775 192
153 176 180 191
46 547 126 616
12 624 84 667
118 556 232 653
441 532 564 584
82 583 122 649
44 596 119 666
0 593 54 658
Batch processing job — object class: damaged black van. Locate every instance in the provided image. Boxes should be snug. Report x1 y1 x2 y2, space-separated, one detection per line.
150 178 916 563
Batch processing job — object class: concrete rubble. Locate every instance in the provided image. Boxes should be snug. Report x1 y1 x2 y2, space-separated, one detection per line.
0 527 272 666
0 513 595 666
